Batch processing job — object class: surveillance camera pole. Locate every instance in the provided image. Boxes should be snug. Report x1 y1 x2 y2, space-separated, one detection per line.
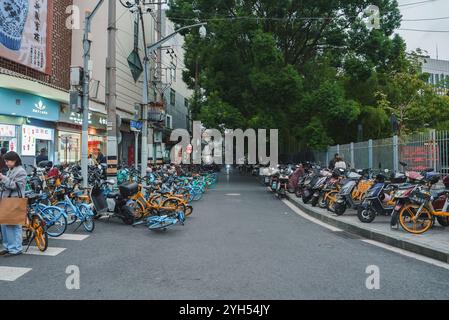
82 0 104 188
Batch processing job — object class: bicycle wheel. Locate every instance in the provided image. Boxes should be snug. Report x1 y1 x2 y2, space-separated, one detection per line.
30 215 48 252
78 204 95 232
55 202 77 225
129 199 146 220
399 204 433 234
161 198 184 213
42 207 67 237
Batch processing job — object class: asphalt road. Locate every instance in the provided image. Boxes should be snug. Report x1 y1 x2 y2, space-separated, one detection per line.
1 170 449 299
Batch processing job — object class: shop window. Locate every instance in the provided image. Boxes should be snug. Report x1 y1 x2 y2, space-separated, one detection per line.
58 131 81 164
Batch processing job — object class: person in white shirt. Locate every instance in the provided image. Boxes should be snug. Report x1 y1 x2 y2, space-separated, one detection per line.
334 156 347 169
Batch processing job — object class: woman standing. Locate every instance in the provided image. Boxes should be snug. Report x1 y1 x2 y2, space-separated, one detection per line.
0 152 27 257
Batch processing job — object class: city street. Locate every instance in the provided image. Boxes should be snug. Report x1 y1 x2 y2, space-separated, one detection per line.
1 171 449 300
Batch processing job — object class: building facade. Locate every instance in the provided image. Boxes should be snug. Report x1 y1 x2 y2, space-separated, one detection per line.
158 9 193 162
422 57 449 95
0 1 192 166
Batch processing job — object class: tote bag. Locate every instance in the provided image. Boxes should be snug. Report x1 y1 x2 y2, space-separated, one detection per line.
0 183 28 225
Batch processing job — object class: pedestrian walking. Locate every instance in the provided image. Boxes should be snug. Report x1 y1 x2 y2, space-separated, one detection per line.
0 151 27 257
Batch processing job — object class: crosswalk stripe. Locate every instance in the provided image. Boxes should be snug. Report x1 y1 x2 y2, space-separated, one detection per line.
0 266 32 281
51 234 89 241
24 247 66 256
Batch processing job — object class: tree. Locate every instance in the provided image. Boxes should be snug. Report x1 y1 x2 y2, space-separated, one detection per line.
167 0 447 154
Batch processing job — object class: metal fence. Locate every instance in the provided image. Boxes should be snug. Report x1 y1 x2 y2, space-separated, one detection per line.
311 129 449 173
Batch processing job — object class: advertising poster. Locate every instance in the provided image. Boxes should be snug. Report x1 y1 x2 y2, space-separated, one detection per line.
22 125 53 156
0 0 53 73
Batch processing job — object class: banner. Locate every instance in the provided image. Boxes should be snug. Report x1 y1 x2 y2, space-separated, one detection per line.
0 0 52 73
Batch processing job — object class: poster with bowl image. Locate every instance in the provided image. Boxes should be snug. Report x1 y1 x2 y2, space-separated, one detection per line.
0 0 53 74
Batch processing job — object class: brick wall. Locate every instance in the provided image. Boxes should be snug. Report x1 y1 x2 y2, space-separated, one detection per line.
0 0 73 91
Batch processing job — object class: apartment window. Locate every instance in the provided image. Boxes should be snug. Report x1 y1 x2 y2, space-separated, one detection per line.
184 98 189 109
435 74 440 85
166 114 173 129
429 73 434 85
170 89 176 106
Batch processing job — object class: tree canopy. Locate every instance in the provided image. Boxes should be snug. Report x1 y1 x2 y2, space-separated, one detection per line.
167 0 449 153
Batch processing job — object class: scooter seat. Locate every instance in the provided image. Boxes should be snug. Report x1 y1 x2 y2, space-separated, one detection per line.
107 192 120 199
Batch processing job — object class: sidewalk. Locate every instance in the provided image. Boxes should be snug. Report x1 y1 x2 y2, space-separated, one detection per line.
285 193 449 263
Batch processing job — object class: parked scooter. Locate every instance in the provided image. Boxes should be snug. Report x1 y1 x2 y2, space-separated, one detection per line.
334 170 373 215
91 180 137 225
310 170 332 207
275 166 293 199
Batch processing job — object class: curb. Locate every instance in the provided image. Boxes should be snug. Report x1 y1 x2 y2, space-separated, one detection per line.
284 193 449 264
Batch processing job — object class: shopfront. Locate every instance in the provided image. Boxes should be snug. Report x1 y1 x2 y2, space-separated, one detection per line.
57 107 107 164
0 88 60 166
0 123 18 152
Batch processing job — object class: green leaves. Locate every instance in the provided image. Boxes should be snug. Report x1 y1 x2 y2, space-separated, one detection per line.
167 0 449 154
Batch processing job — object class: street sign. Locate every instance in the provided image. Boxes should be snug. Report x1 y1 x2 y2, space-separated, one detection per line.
130 120 143 132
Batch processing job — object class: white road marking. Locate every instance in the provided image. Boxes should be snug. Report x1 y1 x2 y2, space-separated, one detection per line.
51 234 89 241
225 193 241 196
24 247 67 256
282 199 343 232
361 239 449 271
0 266 32 281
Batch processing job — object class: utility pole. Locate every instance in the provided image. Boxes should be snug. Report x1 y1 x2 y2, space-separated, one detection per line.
106 0 118 181
139 0 150 180
82 0 104 188
152 2 163 166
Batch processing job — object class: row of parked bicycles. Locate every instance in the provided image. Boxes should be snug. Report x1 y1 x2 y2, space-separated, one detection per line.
260 161 449 235
12 161 219 252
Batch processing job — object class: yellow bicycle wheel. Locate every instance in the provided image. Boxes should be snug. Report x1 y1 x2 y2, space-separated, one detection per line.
31 215 48 252
399 204 433 234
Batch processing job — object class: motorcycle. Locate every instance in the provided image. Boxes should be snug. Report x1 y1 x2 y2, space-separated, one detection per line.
275 166 293 199
334 170 373 215
310 170 332 207
91 180 137 225
301 167 324 204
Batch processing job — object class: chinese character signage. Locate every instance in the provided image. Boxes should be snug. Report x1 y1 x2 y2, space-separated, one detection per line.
22 124 53 156
0 0 52 73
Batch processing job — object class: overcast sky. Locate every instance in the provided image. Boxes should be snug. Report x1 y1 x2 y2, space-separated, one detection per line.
396 0 449 60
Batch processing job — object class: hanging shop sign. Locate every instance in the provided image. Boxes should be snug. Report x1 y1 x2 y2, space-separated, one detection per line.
0 0 53 73
0 88 60 121
59 107 107 129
